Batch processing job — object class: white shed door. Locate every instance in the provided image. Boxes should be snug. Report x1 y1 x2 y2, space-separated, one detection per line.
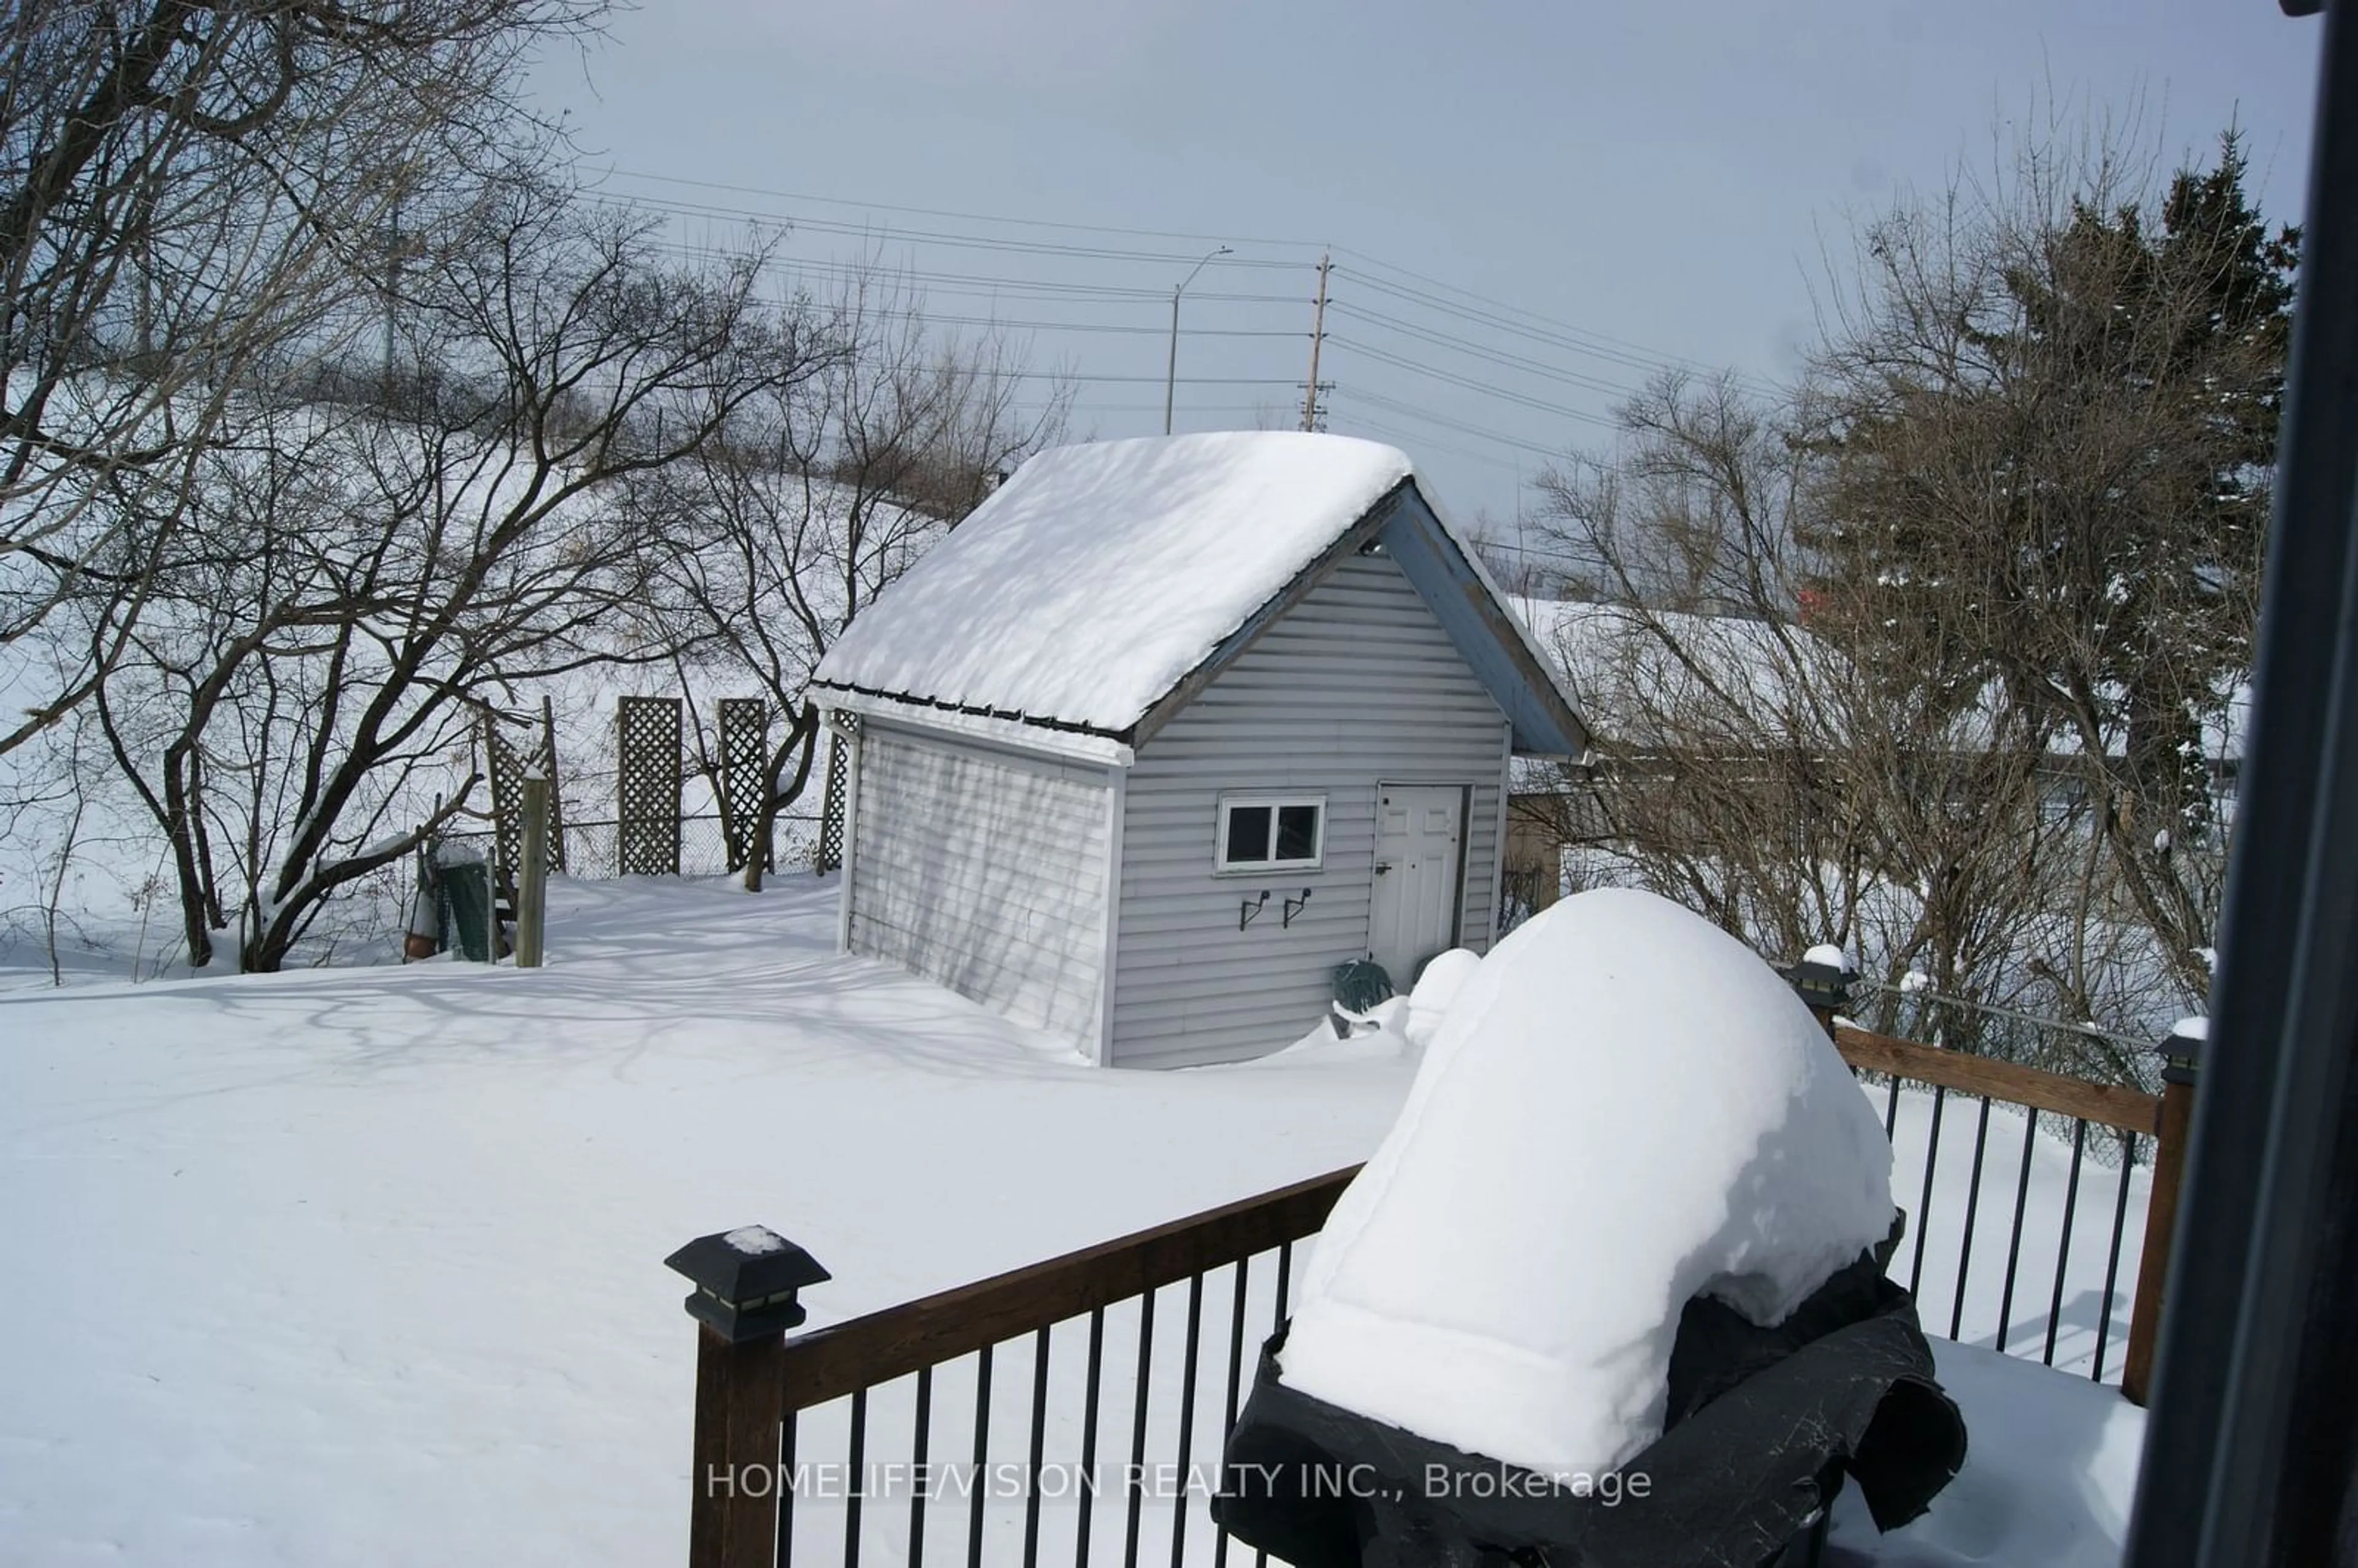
1368 785 1465 987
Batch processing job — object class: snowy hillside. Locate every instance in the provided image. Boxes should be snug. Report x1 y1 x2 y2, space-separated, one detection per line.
0 456 907 980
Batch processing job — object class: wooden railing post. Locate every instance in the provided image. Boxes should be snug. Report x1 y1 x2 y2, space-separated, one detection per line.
2123 1019 2204 1407
667 1227 831 1568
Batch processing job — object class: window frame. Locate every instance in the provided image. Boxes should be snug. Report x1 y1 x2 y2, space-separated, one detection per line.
1213 793 1328 874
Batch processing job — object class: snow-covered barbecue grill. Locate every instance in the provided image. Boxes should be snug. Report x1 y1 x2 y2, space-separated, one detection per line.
1213 888 1967 1566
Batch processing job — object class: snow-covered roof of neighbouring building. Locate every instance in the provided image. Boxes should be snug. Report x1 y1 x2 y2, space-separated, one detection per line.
1514 594 2251 774
1516 596 1834 739
811 432 1587 756
1278 886 1894 1477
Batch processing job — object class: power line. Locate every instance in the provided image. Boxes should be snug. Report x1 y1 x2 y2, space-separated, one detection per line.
617 221 1311 307
581 169 1747 487
1326 335 1617 427
607 187 1307 271
1336 387 1574 460
920 315 1298 338
601 169 1749 397
1328 301 1641 400
1332 246 1761 386
1334 265 1740 386
1019 402 1278 416
1328 411 1535 476
588 185 1719 394
599 166 1329 253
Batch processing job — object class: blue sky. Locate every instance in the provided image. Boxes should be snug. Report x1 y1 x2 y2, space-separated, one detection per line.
529 1 2324 531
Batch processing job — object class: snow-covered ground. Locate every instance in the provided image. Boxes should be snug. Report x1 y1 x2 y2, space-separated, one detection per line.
0 877 2145 1565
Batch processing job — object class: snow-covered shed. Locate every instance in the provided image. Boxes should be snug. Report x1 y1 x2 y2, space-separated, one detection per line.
808 432 1589 1067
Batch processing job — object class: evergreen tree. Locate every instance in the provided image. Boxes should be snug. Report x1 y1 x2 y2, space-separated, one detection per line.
1810 133 2295 826
1800 131 2295 1001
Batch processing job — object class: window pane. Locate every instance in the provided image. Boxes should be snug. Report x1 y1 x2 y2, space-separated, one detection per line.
1275 804 1320 862
1226 805 1272 864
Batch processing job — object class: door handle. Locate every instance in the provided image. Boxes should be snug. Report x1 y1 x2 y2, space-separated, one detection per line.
1375 861 1393 874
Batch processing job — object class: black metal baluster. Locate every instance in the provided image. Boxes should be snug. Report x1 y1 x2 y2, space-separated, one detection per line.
1948 1096 1995 1340
1125 1290 1156 1568
2044 1119 2089 1367
2090 1130 2140 1383
1256 1246 1293 1568
1215 1259 1252 1568
779 1409 798 1568
1993 1108 2041 1354
1170 1274 1205 1568
844 1389 868 1568
910 1368 933 1568
1076 1310 1104 1568
1024 1327 1052 1566
1909 1084 1948 1294
968 1346 994 1568
1883 1074 1902 1139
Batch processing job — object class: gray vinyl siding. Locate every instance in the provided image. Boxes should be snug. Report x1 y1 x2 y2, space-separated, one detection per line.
1110 553 1510 1068
847 721 1113 1052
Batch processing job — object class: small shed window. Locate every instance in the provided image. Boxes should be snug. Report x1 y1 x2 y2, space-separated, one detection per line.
1216 796 1325 872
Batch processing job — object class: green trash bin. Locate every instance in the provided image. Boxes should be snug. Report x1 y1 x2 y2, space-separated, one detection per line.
435 857 497 962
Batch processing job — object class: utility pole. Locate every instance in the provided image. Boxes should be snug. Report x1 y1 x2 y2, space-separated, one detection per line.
1301 251 1331 433
1164 244 1230 435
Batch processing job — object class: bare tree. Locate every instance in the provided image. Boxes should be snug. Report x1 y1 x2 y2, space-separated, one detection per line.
86 177 830 971
643 270 1068 890
1529 371 2069 1046
0 0 602 758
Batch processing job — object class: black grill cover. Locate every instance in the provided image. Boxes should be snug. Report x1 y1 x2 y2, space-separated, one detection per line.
1212 1249 1966 1568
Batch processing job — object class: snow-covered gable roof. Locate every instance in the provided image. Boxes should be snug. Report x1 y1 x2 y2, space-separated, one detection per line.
812 432 1588 756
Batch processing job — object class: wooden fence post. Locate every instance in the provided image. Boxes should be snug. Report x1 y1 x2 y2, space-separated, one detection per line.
515 775 548 968
2123 1019 2204 1407
667 1227 831 1568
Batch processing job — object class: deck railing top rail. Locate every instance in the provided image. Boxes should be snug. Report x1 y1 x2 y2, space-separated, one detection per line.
1834 1026 2162 1136
776 1166 1360 1412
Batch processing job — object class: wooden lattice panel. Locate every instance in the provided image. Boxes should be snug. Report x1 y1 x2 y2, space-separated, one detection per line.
715 698 769 872
483 710 567 884
616 696 683 876
815 720 852 875
481 716 527 896
537 695 567 875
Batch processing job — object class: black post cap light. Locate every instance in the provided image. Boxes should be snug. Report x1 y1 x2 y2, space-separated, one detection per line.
1784 942 1856 1017
2159 1017 2207 1087
665 1225 831 1343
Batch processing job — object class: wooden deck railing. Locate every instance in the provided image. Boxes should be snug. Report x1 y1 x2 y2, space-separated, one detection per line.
670 1023 2190 1568
773 1170 1360 1415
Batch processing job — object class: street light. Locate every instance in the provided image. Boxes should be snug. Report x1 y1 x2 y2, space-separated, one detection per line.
1165 244 1231 435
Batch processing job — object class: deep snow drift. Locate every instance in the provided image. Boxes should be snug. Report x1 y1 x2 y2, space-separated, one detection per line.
1280 888 1896 1476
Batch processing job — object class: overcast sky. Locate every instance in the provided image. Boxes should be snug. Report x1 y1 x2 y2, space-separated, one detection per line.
529 2 2324 533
